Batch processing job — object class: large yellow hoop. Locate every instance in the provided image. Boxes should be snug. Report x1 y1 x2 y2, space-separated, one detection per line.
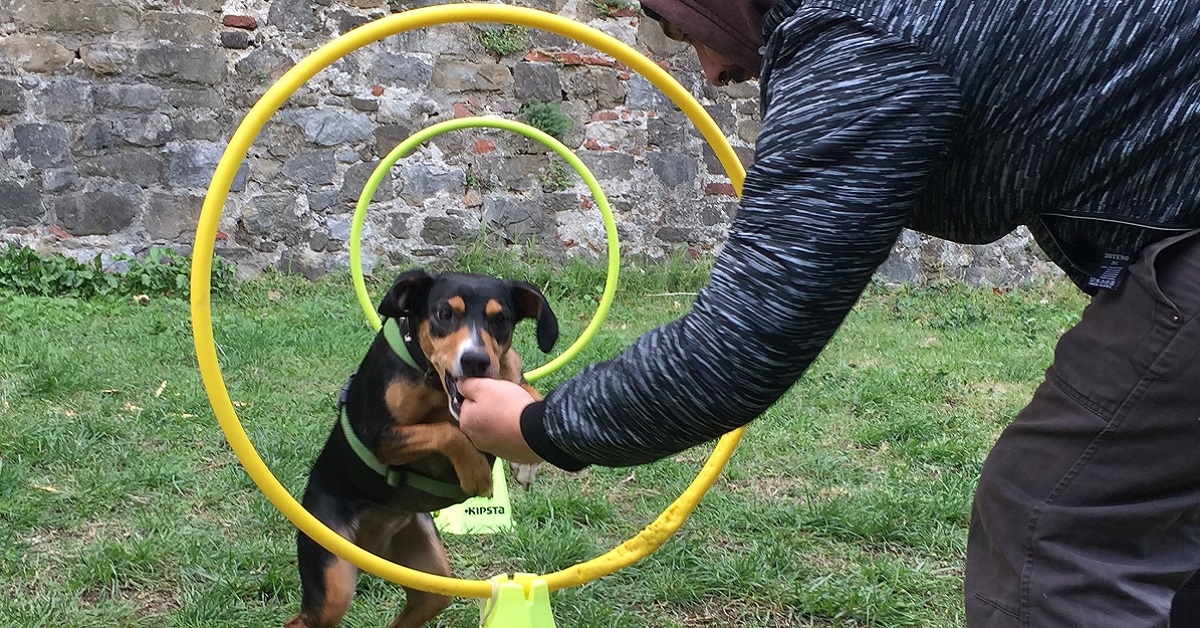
190 4 747 599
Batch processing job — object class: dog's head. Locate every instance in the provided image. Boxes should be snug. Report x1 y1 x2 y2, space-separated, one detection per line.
378 269 559 418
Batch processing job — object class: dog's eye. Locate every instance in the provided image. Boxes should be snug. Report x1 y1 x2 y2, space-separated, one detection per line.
435 305 454 322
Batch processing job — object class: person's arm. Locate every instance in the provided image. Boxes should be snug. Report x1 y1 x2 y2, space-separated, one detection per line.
521 9 965 470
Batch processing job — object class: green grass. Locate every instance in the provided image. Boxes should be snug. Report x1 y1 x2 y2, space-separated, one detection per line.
0 250 1087 627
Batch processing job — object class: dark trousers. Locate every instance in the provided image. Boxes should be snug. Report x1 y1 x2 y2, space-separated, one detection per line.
965 229 1200 628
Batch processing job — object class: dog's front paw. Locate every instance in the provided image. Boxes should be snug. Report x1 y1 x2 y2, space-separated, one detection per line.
459 455 493 498
510 462 540 491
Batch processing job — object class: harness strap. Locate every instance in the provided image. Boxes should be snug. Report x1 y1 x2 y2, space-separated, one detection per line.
337 376 469 501
382 317 426 372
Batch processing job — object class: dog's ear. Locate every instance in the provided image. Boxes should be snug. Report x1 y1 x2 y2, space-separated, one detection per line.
509 280 558 353
378 269 433 319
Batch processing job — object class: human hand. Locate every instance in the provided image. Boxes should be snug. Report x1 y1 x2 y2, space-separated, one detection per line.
457 378 542 465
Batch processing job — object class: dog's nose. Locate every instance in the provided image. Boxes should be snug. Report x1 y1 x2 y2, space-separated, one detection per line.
458 350 491 378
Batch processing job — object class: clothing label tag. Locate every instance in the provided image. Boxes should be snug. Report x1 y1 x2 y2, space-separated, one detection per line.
1087 252 1132 291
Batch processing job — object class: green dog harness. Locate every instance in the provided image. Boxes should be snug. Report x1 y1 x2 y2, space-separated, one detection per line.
336 318 469 501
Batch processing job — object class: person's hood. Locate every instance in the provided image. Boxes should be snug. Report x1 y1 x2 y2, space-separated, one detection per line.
641 0 777 73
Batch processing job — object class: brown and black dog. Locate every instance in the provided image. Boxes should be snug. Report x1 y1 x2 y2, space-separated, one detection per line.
286 269 558 628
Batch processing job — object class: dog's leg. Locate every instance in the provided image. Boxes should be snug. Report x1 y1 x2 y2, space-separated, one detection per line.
382 513 454 628
377 423 493 497
286 491 360 628
497 350 543 490
507 381 544 490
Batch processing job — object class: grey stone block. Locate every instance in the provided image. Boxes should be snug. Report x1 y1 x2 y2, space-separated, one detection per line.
116 113 173 147
16 1 139 33
421 216 473 246
221 30 254 50
281 151 336 186
79 43 127 75
0 79 25 114
267 0 321 34
388 213 411 239
146 13 216 42
308 190 340 213
77 152 164 187
647 152 699 189
240 193 300 237
483 196 552 242
144 193 204 240
168 144 223 188
647 113 696 148
234 46 294 85
9 123 72 168
514 63 562 104
79 121 115 156
625 74 672 111
56 189 138 236
655 225 703 243
284 109 373 147
95 83 164 111
432 60 512 92
0 182 44 227
41 78 94 121
42 167 79 193
578 152 635 180
700 204 727 226
396 163 464 205
341 161 394 203
136 46 227 85
309 232 329 251
167 87 223 110
373 52 434 89
172 113 229 143
563 66 626 108
333 9 371 35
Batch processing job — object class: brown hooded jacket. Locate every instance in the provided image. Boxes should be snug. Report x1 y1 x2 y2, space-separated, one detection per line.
640 0 777 75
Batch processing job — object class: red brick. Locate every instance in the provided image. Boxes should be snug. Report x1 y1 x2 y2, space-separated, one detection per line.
581 55 614 67
371 85 385 97
589 111 619 122
452 102 473 118
524 50 554 63
704 182 737 197
215 231 229 240
222 15 258 30
555 52 584 65
617 71 630 80
582 139 614 151
49 224 71 239
473 140 496 154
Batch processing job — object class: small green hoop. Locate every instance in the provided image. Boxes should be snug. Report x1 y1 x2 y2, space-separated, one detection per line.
349 117 620 382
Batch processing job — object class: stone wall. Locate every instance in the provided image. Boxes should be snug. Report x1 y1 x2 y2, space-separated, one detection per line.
0 0 1061 286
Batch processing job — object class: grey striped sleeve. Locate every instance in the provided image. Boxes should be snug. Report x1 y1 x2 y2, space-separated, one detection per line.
527 8 964 468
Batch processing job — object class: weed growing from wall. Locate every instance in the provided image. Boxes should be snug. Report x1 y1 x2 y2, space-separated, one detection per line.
478 24 528 57
520 101 574 140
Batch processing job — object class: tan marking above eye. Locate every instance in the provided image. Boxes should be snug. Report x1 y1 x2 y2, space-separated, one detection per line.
447 296 465 314
485 299 503 317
